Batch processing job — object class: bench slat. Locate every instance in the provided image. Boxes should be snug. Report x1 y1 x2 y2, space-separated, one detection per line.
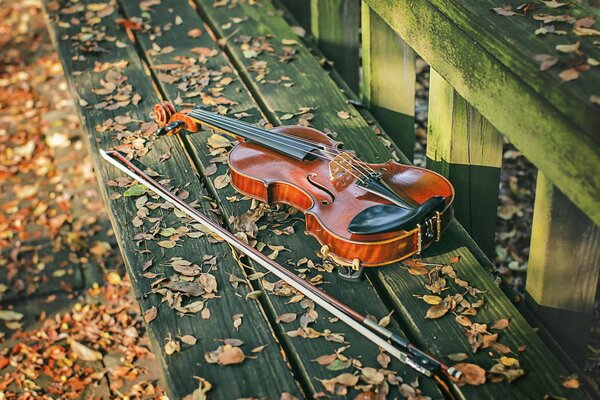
426 70 503 259
360 2 416 160
310 0 361 93
44 1 303 398
194 0 589 398
526 172 600 366
116 0 444 397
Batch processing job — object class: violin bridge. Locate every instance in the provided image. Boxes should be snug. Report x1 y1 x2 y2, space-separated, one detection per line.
328 152 355 182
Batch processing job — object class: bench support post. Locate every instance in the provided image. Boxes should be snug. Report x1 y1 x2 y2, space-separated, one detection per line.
526 172 600 366
310 0 360 93
426 70 503 259
360 2 416 160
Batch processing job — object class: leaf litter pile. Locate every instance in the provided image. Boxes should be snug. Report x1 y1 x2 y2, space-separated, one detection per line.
0 0 165 398
403 258 527 386
491 0 600 101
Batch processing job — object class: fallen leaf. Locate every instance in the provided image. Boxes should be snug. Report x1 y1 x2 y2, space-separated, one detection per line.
188 28 203 38
276 313 297 323
214 174 230 189
337 111 351 119
562 375 580 389
492 6 517 16
218 346 245 365
455 363 486 385
180 335 197 345
0 310 24 321
422 295 442 305
555 41 580 53
541 0 567 8
559 68 579 82
144 306 158 323
534 54 558 71
71 339 103 361
574 26 600 36
491 318 510 330
158 240 177 249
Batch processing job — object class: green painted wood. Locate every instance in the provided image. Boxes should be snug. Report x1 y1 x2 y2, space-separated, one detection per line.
279 0 311 32
362 0 600 229
361 2 415 161
310 0 360 93
43 1 303 398
375 221 589 399
526 172 600 366
426 70 503 259
190 0 587 398
119 0 443 398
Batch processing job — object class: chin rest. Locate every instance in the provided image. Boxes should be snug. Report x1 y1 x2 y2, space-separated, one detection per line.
348 196 446 235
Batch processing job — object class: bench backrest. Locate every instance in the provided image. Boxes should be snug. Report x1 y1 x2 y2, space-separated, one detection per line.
288 0 600 365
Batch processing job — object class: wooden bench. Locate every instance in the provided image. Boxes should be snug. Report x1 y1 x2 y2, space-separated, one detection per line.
44 0 598 398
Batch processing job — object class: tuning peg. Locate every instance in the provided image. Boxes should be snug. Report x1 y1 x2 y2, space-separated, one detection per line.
157 120 185 136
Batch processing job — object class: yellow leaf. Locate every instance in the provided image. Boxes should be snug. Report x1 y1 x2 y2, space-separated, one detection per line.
422 295 442 305
500 356 519 367
555 41 580 53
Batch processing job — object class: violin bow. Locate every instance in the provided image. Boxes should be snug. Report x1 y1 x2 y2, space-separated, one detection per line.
100 149 462 382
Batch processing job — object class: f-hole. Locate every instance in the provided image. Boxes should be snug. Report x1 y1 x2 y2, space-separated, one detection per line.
306 173 335 205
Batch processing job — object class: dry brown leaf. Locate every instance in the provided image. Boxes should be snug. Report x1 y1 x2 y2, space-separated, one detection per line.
361 367 385 385
491 318 510 330
575 17 596 28
188 28 203 38
276 313 297 324
534 54 559 71
559 68 580 82
218 346 245 365
144 306 158 323
315 353 338 365
492 6 517 16
337 111 351 119
214 174 230 189
454 363 486 386
426 300 451 319
562 375 580 389
70 339 103 361
180 335 197 345
555 41 580 53
165 338 181 355
574 26 600 36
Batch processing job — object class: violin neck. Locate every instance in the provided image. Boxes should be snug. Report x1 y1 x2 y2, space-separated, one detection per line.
188 109 317 161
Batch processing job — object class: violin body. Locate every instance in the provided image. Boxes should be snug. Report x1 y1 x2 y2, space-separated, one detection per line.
154 103 454 267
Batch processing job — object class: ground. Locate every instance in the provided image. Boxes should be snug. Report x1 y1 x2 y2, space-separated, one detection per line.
0 0 597 397
0 0 164 398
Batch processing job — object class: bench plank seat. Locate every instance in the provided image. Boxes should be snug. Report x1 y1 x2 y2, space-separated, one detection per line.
44 0 591 398
117 0 442 398
44 1 303 398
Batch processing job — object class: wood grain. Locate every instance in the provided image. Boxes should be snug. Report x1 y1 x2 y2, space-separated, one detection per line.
363 0 600 229
426 70 503 259
526 172 600 365
361 2 416 160
44 1 302 398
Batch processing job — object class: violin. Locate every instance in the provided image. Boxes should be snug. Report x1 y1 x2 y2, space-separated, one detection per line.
153 102 454 269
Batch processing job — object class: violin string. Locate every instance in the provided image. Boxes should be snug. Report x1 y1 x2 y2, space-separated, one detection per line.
189 110 377 181
189 110 371 182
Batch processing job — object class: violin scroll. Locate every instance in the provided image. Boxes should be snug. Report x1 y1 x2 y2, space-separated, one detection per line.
153 102 200 136
153 102 176 127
